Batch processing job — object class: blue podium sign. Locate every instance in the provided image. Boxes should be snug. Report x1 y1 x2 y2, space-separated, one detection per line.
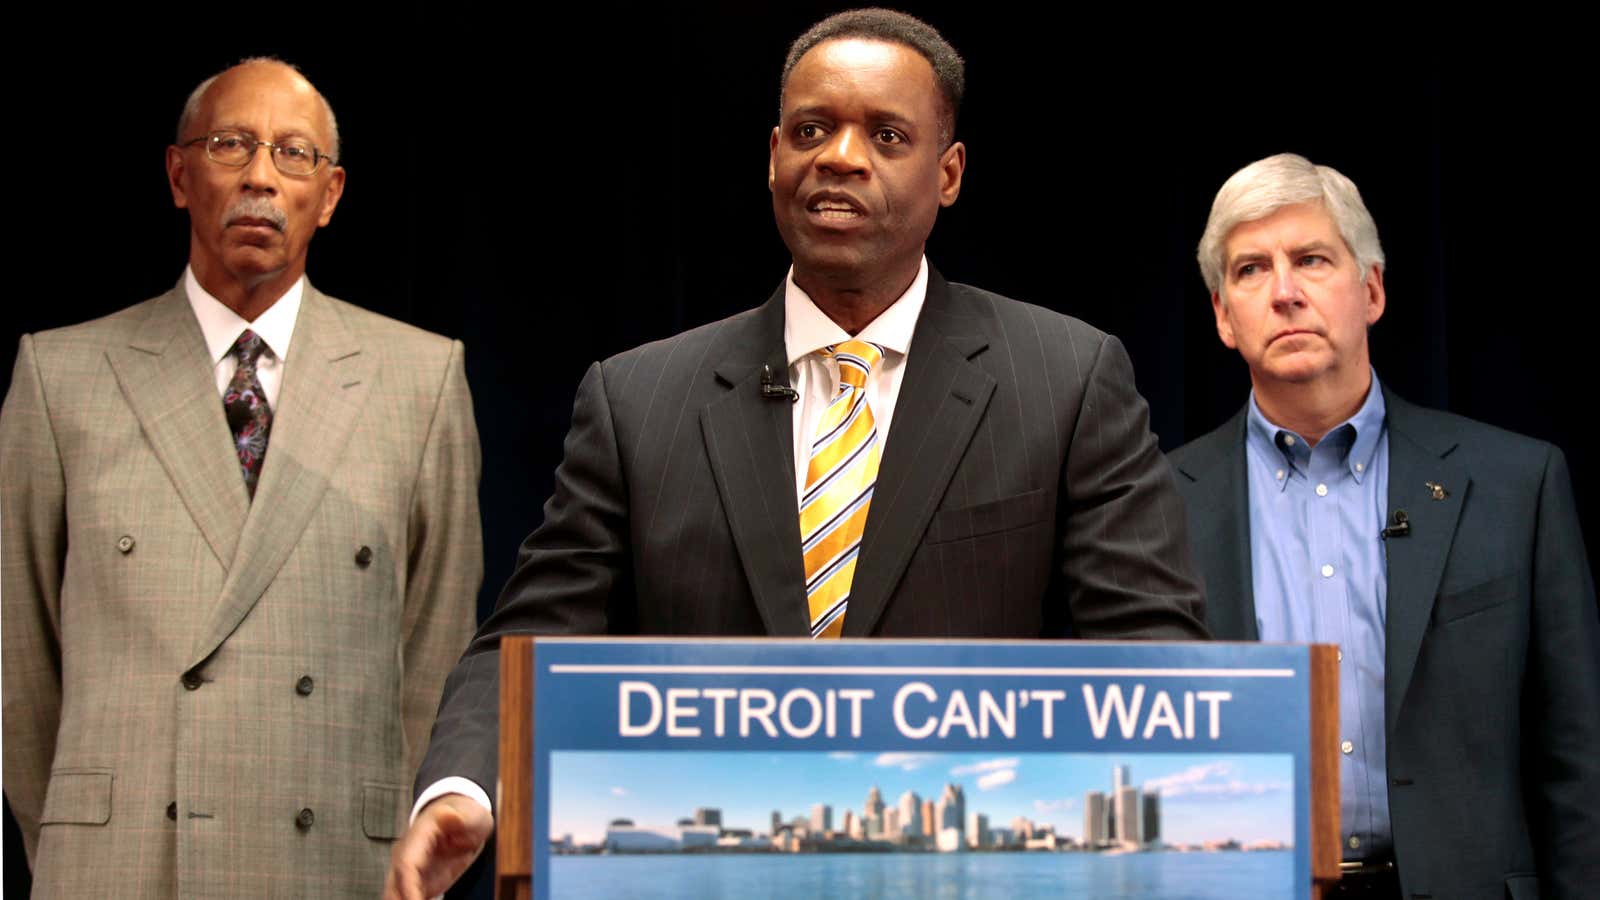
530 639 1315 899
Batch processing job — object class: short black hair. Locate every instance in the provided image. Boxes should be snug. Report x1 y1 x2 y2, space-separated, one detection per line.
780 8 965 147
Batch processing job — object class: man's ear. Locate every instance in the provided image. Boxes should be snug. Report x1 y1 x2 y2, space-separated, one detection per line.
1212 290 1238 349
166 145 190 209
938 141 965 207
317 166 346 227
768 126 780 192
1364 265 1386 327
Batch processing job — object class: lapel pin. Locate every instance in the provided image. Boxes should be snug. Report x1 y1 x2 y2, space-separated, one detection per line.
1425 481 1448 501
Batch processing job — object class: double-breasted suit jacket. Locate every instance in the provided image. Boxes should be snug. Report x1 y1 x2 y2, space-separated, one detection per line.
1170 386 1600 900
417 270 1208 801
1 282 482 897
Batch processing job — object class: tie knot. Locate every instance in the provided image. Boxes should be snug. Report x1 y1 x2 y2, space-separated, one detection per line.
830 340 883 389
231 329 268 366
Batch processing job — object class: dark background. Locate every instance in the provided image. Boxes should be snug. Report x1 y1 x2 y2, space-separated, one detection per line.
4 5 1594 896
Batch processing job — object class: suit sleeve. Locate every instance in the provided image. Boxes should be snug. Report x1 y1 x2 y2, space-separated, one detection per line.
1526 447 1600 897
399 340 484 784
416 360 631 802
1 335 67 865
1058 334 1209 640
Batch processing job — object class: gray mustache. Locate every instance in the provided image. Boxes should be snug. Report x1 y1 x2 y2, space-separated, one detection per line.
224 197 288 231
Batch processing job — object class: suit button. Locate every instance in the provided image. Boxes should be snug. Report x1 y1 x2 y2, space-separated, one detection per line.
296 808 315 830
117 535 135 554
355 545 373 567
182 672 203 691
166 802 177 821
296 675 314 696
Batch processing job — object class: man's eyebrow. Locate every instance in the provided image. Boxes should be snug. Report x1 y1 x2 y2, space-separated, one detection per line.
862 107 914 124
783 104 915 125
212 121 317 141
1227 240 1343 272
1226 250 1270 271
785 105 835 120
1289 240 1340 257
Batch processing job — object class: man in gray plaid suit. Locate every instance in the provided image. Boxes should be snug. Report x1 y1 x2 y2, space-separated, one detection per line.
1 58 482 896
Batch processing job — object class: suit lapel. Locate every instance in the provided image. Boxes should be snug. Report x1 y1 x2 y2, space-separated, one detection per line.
107 285 249 568
189 285 376 667
1173 410 1259 640
701 288 810 637
843 273 995 636
1381 389 1467 733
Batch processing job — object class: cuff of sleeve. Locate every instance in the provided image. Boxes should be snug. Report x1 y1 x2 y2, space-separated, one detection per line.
411 777 494 825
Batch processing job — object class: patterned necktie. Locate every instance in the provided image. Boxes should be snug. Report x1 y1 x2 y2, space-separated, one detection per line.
223 329 273 499
801 340 884 639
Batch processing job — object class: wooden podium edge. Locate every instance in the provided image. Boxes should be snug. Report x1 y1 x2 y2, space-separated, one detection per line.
498 635 535 900
1310 643 1340 897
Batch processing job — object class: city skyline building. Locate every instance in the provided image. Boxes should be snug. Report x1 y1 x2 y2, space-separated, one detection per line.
1115 785 1140 847
566 753 1278 856
1084 791 1107 846
937 783 966 833
967 811 989 849
1142 790 1161 846
811 803 832 834
896 790 922 841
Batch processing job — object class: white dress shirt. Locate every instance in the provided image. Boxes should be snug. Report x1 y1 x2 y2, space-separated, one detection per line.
184 265 302 407
784 257 927 496
414 257 932 825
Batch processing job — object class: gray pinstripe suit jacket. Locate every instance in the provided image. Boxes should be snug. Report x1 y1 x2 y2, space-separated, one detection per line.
417 269 1208 802
1 282 482 897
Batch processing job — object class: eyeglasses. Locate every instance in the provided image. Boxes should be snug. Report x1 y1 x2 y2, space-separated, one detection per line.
183 130 334 176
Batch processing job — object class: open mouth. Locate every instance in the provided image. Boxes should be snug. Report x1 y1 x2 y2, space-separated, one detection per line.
806 192 865 221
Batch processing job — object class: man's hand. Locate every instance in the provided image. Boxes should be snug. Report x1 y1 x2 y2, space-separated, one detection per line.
384 794 494 900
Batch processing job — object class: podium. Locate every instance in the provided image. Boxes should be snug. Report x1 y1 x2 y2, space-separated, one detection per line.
496 637 1338 899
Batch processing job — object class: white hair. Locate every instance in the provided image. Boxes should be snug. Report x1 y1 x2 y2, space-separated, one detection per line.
1197 153 1384 296
176 57 340 164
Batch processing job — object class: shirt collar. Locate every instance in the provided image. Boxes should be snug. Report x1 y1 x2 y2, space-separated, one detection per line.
1246 368 1389 488
783 256 927 366
184 265 303 365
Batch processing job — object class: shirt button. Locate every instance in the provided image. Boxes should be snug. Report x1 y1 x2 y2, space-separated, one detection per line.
1337 650 1344 662
355 545 373 567
1348 835 1361 850
296 675 315 696
1321 564 1335 578
296 808 315 830
166 802 177 821
1283 435 1297 447
1275 469 1285 481
181 672 203 691
1341 740 1354 754
1355 462 1365 473
117 535 135 554
1315 483 1329 497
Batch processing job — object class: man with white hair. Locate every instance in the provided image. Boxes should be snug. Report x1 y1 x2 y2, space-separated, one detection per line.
1170 152 1600 899
1 58 481 895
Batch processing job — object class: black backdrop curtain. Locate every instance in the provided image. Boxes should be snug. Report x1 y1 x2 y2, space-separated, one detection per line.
4 5 1592 895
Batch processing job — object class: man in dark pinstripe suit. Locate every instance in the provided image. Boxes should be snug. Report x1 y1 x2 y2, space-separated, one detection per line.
387 10 1207 896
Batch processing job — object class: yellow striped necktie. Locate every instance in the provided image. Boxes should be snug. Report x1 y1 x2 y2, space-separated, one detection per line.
801 340 884 639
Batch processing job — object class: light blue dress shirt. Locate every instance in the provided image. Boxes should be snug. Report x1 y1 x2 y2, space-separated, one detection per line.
1246 374 1390 858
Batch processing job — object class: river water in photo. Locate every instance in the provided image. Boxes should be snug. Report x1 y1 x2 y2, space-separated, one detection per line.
549 849 1295 898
